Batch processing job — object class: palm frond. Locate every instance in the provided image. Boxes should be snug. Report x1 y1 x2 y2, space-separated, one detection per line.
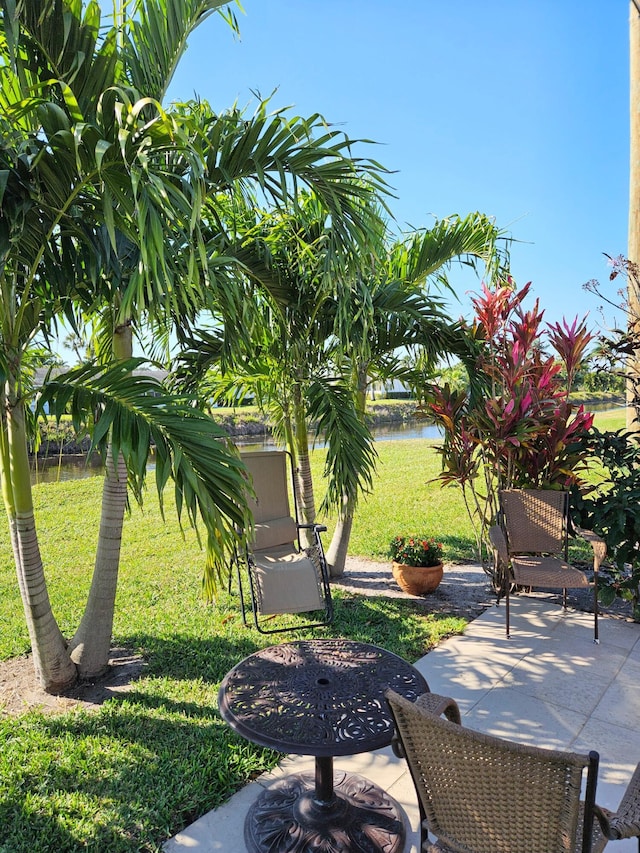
306 377 377 514
393 212 509 293
36 358 252 595
122 0 238 102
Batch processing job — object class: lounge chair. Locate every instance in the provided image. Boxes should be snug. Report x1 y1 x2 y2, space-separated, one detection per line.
234 450 333 634
489 488 606 642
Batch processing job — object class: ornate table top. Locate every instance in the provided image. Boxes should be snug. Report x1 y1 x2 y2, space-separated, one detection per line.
218 638 429 757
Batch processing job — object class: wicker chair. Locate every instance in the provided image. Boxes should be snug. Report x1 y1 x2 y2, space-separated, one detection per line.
489 489 606 642
593 761 640 852
386 688 602 853
234 450 333 634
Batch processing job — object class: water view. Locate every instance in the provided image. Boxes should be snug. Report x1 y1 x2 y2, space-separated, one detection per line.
30 421 444 485
31 404 623 485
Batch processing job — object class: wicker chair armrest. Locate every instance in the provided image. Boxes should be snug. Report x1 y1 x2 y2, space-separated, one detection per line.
573 526 607 571
488 524 509 564
415 692 462 724
594 761 640 842
390 692 462 758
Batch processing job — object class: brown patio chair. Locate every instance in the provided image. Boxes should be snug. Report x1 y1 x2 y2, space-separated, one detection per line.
593 760 640 852
489 489 606 642
234 450 333 634
386 688 602 853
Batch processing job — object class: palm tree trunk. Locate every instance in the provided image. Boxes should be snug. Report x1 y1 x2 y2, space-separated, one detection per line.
3 375 76 693
68 448 127 676
292 381 316 547
325 496 353 578
326 366 369 576
68 321 132 678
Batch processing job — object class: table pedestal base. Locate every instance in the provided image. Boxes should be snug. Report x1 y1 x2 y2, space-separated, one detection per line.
244 770 406 853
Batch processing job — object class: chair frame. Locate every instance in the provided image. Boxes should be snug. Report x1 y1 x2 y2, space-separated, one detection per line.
386 688 601 853
235 450 333 634
489 488 606 643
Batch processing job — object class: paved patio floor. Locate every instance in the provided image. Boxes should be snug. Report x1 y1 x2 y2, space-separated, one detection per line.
164 596 640 853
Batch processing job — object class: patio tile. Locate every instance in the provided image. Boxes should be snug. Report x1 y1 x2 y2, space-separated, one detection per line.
617 656 640 683
385 769 420 853
502 655 611 715
593 618 640 652
570 716 640 782
259 746 406 792
537 633 629 669
462 686 590 750
627 632 640 662
163 780 261 852
417 635 528 675
590 672 640 730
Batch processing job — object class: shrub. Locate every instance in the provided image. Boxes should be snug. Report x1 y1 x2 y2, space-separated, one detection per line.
420 279 595 570
389 535 443 567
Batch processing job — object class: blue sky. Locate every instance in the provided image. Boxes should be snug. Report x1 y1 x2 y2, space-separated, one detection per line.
166 0 629 331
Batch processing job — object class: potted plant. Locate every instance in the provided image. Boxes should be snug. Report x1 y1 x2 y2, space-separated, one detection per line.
389 536 444 595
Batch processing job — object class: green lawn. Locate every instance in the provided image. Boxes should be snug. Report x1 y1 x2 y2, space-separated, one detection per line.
0 409 626 852
0 441 470 853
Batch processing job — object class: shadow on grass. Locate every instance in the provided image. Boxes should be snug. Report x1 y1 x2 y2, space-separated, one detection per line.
0 595 467 853
0 690 276 853
126 592 467 683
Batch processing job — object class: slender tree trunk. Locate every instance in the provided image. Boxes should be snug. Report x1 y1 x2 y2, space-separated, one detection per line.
326 365 369 576
325 497 353 578
629 0 640 428
68 321 132 677
3 372 76 693
292 381 315 548
68 449 127 676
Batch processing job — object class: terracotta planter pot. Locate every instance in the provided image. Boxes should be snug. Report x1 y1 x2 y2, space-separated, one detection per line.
391 560 444 596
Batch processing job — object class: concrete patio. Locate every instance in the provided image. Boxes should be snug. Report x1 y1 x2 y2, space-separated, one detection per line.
164 595 640 853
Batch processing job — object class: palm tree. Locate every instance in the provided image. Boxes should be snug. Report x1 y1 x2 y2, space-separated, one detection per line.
0 0 388 692
176 191 379 547
324 212 507 574
0 0 247 691
176 203 506 577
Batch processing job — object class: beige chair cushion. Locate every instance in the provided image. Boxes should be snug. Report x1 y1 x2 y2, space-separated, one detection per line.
243 451 291 522
251 551 324 615
252 516 298 551
512 555 590 589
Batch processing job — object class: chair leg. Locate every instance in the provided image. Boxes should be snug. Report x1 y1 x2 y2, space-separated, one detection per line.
506 577 511 638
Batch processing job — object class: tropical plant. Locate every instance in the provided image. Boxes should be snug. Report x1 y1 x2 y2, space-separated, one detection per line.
570 428 640 620
177 205 507 574
389 535 443 567
422 279 596 576
584 254 640 423
0 0 389 693
0 0 256 692
576 255 640 620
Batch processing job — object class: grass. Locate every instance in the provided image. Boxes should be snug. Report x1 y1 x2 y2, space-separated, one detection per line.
592 407 628 431
0 407 625 851
0 441 470 853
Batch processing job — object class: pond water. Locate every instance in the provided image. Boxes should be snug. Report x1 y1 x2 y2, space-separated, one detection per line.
236 420 442 453
30 421 443 484
29 404 624 485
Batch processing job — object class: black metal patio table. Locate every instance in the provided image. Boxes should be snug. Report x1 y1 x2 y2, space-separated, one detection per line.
218 638 429 853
